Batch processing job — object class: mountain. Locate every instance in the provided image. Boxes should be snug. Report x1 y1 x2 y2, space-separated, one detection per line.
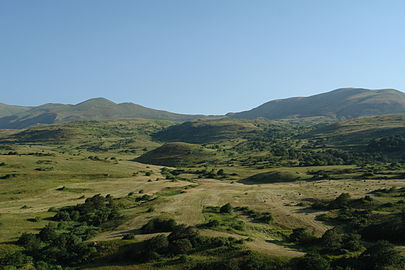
0 103 31 118
0 98 218 129
228 88 405 120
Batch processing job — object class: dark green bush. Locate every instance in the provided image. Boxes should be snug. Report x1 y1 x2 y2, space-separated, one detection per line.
141 218 177 233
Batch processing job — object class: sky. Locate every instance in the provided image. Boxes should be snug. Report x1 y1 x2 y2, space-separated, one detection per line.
1 0 405 115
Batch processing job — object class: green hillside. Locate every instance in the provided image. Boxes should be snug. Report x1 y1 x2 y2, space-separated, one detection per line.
229 88 405 120
136 142 217 166
1 114 405 270
0 103 31 117
1 119 173 155
242 169 309 184
154 119 258 143
306 114 405 146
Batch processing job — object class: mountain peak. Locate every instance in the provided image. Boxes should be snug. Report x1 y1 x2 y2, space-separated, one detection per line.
75 98 116 107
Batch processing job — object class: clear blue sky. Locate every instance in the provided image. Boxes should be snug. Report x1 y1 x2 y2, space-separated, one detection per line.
1 0 405 114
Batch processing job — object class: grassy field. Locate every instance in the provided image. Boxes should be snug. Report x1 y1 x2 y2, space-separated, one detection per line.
0 117 404 269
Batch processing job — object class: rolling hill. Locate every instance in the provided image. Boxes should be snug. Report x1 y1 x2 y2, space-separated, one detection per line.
0 103 31 118
305 113 405 145
136 142 217 166
0 98 218 129
228 88 405 120
153 119 259 143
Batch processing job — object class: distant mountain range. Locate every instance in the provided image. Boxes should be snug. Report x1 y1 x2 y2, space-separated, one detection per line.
228 88 405 120
1 88 404 129
0 98 217 129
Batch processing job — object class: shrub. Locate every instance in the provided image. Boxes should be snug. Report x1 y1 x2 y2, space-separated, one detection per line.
292 253 331 270
146 234 169 253
329 193 351 209
141 218 177 233
0 252 33 268
360 240 402 270
122 233 135 240
170 238 193 254
220 203 233 213
289 228 316 245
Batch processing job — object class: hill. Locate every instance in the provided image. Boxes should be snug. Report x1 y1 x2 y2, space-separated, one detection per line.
0 98 219 129
136 142 217 166
306 114 405 146
153 119 258 143
0 103 31 118
241 169 309 184
229 88 405 120
0 119 172 154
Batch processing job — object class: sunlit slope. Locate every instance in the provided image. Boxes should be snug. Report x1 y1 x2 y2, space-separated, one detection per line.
154 119 259 143
136 142 218 166
306 114 405 145
0 119 173 154
230 88 405 120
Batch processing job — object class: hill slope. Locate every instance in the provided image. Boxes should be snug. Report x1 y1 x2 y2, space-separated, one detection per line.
136 142 217 166
0 98 218 129
305 113 405 146
154 119 258 144
0 103 31 118
229 88 405 120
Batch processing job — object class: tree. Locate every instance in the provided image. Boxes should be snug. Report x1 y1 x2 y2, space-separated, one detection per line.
289 228 316 245
146 235 169 253
220 203 233 213
292 253 331 270
321 228 344 252
170 238 193 254
329 193 351 209
360 240 402 270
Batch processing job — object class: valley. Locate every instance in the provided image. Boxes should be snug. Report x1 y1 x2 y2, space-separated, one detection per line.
0 114 404 269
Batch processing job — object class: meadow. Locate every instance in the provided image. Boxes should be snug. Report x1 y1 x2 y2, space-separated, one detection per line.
0 116 404 269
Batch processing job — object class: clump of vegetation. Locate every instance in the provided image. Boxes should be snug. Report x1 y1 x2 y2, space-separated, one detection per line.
220 203 233 213
201 205 245 231
141 218 178 233
243 170 306 184
289 228 316 245
235 206 273 223
54 194 122 228
123 223 243 264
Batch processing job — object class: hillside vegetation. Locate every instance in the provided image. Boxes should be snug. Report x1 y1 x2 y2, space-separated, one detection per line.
0 112 405 270
154 119 258 143
306 114 405 145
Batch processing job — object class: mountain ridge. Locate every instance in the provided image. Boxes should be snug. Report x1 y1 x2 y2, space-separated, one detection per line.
228 88 405 120
0 98 220 129
1 88 404 129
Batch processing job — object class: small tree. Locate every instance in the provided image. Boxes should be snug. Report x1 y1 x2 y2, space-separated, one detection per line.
170 238 193 254
220 203 233 213
289 228 316 245
321 228 343 252
293 253 331 270
360 240 402 270
146 234 169 253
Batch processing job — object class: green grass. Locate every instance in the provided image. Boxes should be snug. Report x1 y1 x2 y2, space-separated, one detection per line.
0 116 405 269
